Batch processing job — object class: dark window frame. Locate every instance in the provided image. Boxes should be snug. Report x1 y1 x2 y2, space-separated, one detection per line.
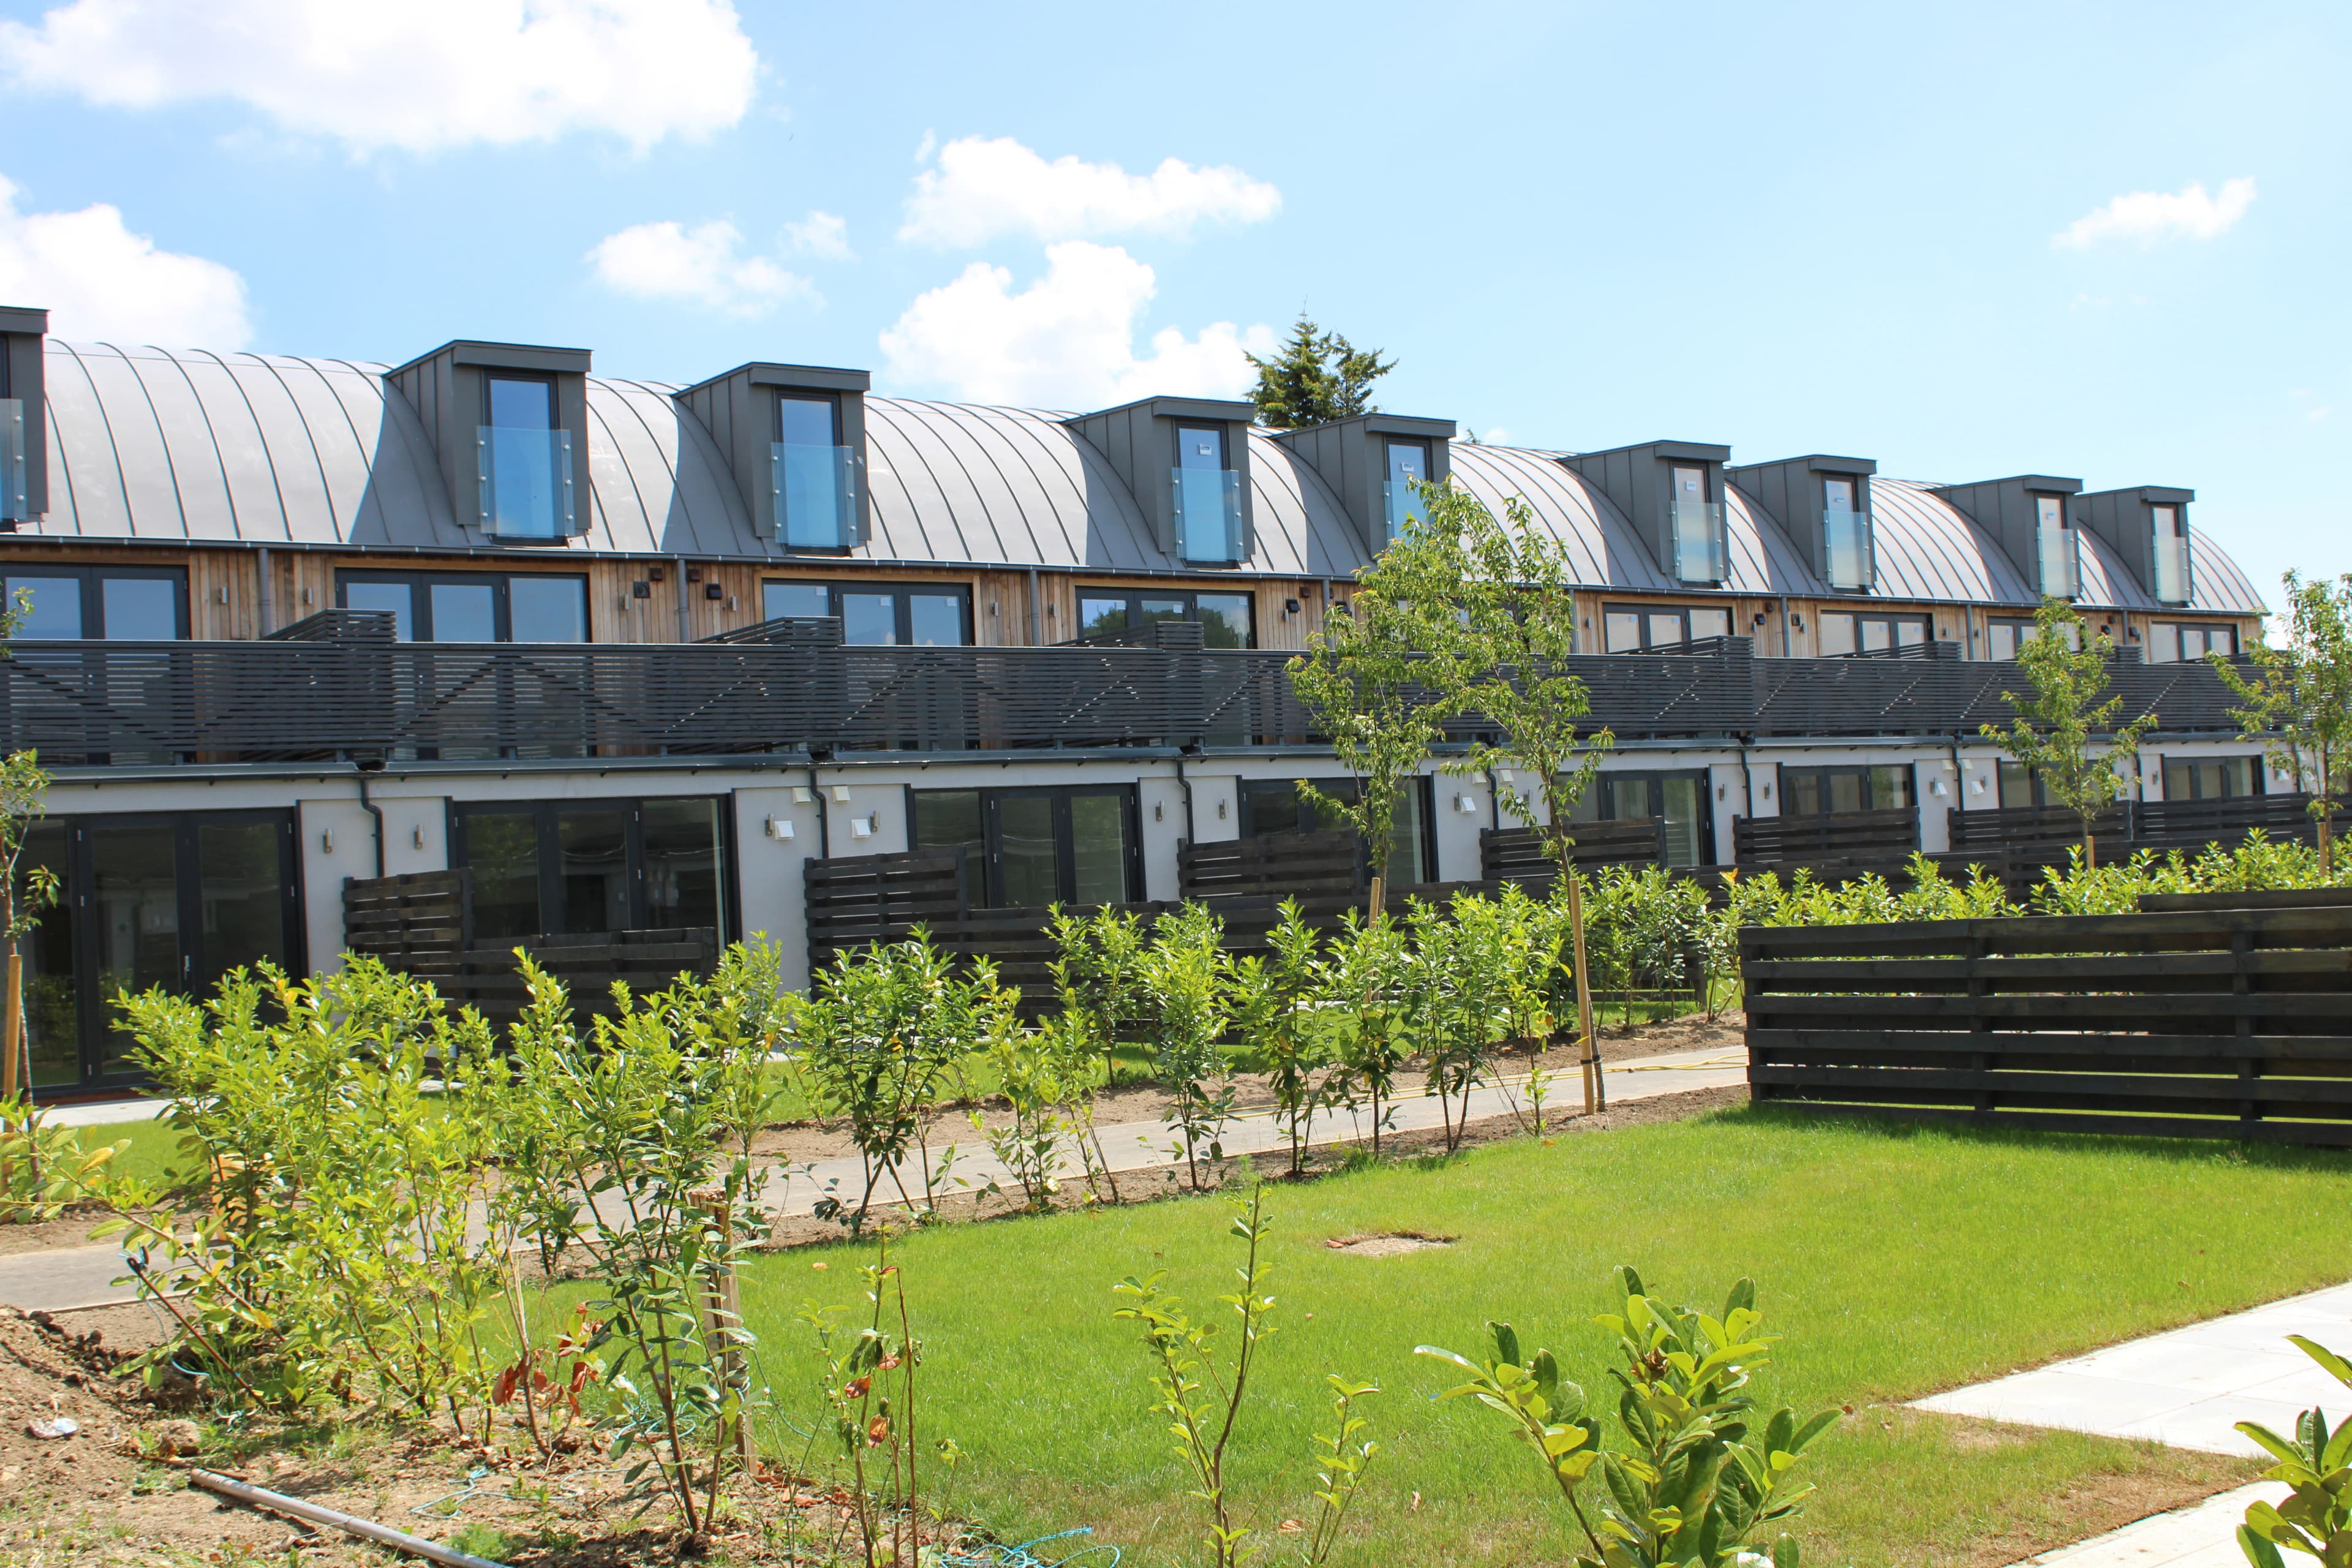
22 807 304 1095
1073 586 1256 648
1779 763 1917 817
2 562 190 640
774 389 843 446
907 783 1142 909
1600 601 1736 652
2144 622 2239 663
1815 609 1931 657
1571 767 1716 865
336 568 590 643
760 578 971 646
448 795 736 943
2161 753 2264 802
483 371 558 431
1235 774 1436 885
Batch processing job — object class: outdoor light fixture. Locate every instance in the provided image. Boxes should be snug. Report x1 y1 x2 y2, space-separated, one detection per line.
850 815 875 839
1931 779 1948 797
1284 598 1301 615
321 829 333 853
1153 802 1164 822
1217 799 1229 820
1454 793 1477 815
412 826 424 850
765 815 794 840
705 583 723 600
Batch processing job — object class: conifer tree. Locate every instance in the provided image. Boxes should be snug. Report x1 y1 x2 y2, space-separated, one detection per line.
1247 314 1394 429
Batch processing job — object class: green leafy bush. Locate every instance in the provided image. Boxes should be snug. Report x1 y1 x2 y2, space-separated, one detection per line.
2236 1333 2352 1568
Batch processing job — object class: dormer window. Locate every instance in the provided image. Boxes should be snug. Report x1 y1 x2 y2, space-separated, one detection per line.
1173 424 1242 564
0 356 22 525
478 373 578 540
1822 475 1874 590
0 304 45 527
2034 493 2079 598
2150 503 2190 604
774 392 859 549
1384 439 1431 540
1670 465 1726 583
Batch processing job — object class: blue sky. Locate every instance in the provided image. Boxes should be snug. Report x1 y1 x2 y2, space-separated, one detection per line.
1 0 2345 601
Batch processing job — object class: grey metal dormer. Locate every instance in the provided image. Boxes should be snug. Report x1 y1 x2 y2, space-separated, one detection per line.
1931 473 2083 599
0 304 47 527
1065 395 1255 565
389 339 593 542
1727 454 1878 591
1566 440 1732 584
1275 413 1455 554
2075 485 2195 606
679 362 871 551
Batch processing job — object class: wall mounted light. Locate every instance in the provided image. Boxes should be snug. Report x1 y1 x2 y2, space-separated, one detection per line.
320 829 333 853
1153 802 1164 822
1717 783 1727 801
1930 778 1948 797
631 581 651 599
412 825 425 850
1453 793 1478 815
1216 799 1229 820
850 815 875 839
705 582 723 600
1760 783 1772 801
1972 777 1987 794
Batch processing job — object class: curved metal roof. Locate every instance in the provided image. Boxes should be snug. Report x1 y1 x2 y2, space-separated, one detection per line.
21 340 2264 613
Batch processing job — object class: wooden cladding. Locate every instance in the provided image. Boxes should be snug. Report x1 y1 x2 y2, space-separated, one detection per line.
1743 889 2352 1147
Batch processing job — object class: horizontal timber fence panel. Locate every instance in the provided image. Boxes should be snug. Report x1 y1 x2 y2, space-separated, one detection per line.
450 928 720 1032
342 870 470 982
1735 807 1920 869
0 622 2268 763
1481 820 1666 883
1743 894 2352 1145
1178 831 1361 902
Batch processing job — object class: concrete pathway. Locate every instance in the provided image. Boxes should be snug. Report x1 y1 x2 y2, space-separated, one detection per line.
2012 1483 2269 1568
1914 1281 2352 1457
1 1046 1749 1313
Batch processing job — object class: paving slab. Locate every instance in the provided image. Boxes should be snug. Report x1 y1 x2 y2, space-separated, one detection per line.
2010 1482 2270 1567
1914 1282 2352 1457
1 1045 1747 1313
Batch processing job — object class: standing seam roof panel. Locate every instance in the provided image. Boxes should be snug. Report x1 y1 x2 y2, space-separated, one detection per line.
222 355 359 548
183 351 295 545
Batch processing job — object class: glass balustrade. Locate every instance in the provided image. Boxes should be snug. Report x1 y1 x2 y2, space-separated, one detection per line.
1822 508 1874 590
475 426 577 538
771 442 860 549
0 399 24 522
1172 467 1244 564
1670 498 1727 583
1382 478 1423 544
2037 521 2080 598
2152 526 2192 604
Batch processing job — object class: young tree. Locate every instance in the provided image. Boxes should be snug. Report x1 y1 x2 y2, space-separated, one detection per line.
0 592 55 1104
2209 571 2352 876
1980 597 2158 869
1418 485 1617 1113
1246 314 1394 429
1286 517 1474 919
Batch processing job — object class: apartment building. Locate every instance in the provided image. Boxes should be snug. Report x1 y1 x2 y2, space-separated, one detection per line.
0 311 2274 1093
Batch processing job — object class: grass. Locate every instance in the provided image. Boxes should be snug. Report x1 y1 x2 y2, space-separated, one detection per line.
733 1106 2351 1568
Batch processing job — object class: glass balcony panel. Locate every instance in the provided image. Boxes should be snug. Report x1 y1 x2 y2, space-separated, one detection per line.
1822 508 1874 590
2037 522 2079 598
2152 532 2192 604
477 426 576 538
1381 478 1423 543
772 443 859 549
1670 499 1726 583
1172 467 1244 564
0 399 23 522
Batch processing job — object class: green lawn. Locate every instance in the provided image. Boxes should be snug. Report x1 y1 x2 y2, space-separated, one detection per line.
735 1107 2351 1568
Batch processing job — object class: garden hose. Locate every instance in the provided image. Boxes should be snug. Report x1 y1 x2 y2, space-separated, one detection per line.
941 1526 1121 1567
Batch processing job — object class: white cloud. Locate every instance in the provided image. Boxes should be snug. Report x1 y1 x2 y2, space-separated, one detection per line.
2053 177 2256 250
878 240 1275 406
0 174 251 345
784 210 853 261
584 219 812 314
0 0 757 155
899 136 1281 249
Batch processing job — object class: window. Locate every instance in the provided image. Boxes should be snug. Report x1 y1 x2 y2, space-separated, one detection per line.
2146 623 2237 663
1569 769 1712 867
1781 765 1915 816
478 374 576 539
910 786 1138 908
451 797 730 942
1237 777 1434 885
1075 588 1255 648
1172 424 1243 564
1602 602 1733 652
1668 465 1726 582
2150 503 2191 604
774 393 858 549
760 580 970 646
17 810 301 1090
2 565 187 640
2162 755 2260 801
337 571 588 642
2034 493 2079 597
1384 439 1431 541
1997 761 2053 809
1988 617 2079 661
1817 611 1929 657
1821 474 1873 590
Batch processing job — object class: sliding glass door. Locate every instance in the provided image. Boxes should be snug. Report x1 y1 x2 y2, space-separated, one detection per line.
450 796 733 942
20 811 301 1093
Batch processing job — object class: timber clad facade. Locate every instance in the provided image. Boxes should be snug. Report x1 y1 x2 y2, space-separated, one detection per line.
0 320 2280 1096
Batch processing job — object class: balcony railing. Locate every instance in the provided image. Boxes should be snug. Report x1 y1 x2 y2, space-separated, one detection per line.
2152 529 2192 605
0 624 2267 767
2037 521 2081 598
1670 498 1726 582
1172 467 1244 564
0 399 24 523
1822 508 1873 590
476 426 579 538
772 442 859 549
1381 478 1423 545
